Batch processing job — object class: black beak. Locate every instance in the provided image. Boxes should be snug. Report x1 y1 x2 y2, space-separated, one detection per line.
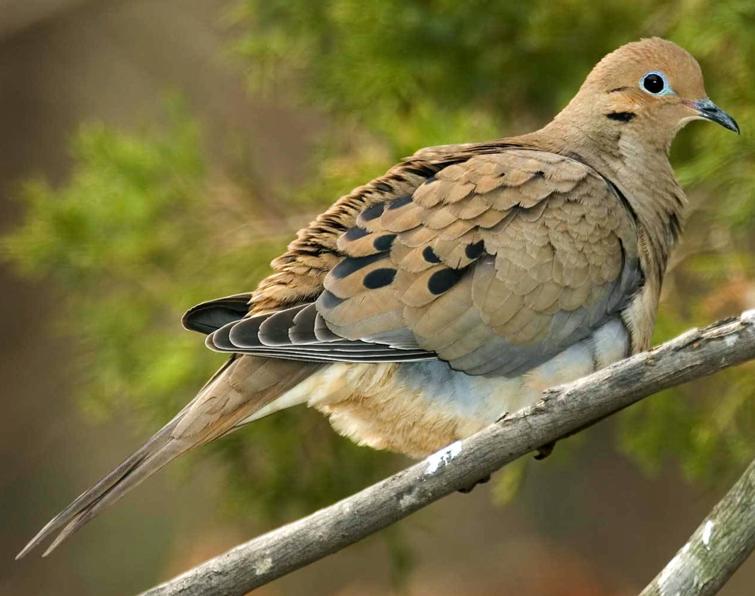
694 98 740 134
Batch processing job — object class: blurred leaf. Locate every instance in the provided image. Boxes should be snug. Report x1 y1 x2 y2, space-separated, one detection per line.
492 458 530 507
0 100 393 519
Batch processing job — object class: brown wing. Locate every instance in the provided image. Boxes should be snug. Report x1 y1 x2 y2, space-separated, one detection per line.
246 150 482 315
314 149 641 375
184 141 505 334
193 148 641 377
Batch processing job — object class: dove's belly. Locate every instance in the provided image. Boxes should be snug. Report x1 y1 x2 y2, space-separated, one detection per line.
299 318 630 458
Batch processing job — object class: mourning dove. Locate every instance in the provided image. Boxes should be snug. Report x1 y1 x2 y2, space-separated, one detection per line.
18 37 739 558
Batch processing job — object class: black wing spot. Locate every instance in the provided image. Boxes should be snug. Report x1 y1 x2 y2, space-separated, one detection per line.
606 112 636 122
428 268 464 295
373 233 397 251
422 246 441 263
363 268 397 289
361 202 385 221
464 240 485 260
331 252 385 279
387 194 412 209
344 226 370 240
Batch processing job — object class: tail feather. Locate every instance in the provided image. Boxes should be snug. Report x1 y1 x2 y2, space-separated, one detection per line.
18 429 182 559
17 356 319 558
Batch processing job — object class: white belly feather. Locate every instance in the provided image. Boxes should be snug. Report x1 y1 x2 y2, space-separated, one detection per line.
241 318 629 458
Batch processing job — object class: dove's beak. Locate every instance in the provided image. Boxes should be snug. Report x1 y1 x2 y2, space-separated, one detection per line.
693 98 740 134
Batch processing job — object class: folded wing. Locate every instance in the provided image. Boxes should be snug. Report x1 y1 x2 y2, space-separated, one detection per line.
191 149 642 377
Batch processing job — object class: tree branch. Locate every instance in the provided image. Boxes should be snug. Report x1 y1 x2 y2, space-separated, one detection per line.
640 457 755 596
143 310 755 596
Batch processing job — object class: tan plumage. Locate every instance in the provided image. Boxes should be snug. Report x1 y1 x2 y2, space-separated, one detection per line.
18 37 739 558
321 149 638 372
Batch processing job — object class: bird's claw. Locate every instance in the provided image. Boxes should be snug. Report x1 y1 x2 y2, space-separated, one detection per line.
534 441 556 460
458 474 491 494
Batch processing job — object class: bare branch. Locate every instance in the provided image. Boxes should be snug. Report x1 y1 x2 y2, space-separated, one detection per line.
640 458 755 596
143 310 755 596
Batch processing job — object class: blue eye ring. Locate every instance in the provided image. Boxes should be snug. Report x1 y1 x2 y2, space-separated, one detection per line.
640 71 672 96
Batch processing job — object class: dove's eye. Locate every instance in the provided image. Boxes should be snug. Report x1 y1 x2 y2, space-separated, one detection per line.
641 71 670 95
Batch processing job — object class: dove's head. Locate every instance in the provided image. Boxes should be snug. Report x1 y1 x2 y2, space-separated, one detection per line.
562 38 738 151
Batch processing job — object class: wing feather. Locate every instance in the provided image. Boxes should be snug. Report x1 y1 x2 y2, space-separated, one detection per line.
186 147 641 377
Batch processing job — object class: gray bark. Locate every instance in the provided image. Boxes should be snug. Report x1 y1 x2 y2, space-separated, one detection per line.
640 458 755 596
142 310 755 596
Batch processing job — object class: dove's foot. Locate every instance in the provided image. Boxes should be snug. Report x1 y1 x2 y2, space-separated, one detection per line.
458 474 491 494
534 441 556 460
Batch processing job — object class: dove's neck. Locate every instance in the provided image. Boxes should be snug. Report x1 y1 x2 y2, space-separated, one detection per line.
523 114 687 288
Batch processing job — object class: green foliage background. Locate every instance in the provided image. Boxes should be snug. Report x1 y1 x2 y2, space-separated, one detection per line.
3 0 754 517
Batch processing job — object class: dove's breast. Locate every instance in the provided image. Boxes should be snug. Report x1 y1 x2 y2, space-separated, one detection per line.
295 317 630 458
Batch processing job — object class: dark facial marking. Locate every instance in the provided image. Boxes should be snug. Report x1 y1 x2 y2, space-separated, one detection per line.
606 112 636 122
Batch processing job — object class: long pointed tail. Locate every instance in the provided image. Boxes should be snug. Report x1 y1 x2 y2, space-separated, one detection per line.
17 356 318 559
